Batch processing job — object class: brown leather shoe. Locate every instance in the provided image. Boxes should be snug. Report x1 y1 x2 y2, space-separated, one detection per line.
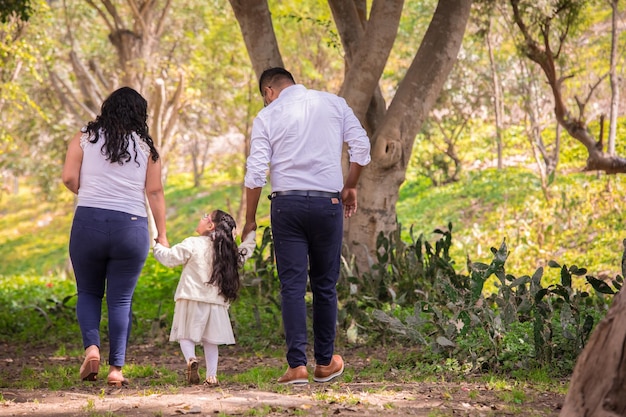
277 365 308 384
313 355 344 383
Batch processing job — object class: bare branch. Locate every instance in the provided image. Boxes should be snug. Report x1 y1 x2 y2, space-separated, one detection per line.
84 0 115 32
574 74 608 119
69 50 104 113
126 0 147 35
99 0 124 30
155 0 173 37
62 0 75 48
88 59 113 91
49 70 96 122
162 72 185 143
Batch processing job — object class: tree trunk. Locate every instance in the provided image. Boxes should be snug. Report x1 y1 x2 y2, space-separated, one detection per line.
486 24 504 170
230 0 473 270
560 287 626 416
607 0 620 156
345 0 472 271
228 0 284 74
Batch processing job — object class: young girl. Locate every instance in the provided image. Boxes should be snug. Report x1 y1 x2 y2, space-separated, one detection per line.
153 209 255 385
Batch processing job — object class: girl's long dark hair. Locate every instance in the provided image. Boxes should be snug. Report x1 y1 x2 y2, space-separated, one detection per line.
209 210 241 302
85 86 159 165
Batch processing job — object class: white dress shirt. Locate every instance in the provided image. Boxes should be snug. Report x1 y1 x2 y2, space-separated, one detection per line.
244 84 371 192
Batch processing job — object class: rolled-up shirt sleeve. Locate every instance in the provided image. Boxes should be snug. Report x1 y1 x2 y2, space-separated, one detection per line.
244 117 271 189
342 103 371 166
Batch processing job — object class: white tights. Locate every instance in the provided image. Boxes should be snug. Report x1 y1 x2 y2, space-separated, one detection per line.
179 339 219 378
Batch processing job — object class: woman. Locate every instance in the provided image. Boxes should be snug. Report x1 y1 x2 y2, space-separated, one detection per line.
62 86 168 386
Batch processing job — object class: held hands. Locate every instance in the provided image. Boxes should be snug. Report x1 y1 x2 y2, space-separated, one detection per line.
242 221 257 237
154 235 170 248
341 187 358 218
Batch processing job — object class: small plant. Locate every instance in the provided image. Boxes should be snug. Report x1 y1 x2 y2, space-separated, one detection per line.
82 398 96 412
358 223 619 375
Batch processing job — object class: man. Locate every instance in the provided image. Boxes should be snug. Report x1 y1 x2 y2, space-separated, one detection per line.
242 67 371 384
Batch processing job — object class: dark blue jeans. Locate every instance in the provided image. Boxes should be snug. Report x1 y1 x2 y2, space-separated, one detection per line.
270 195 343 368
69 206 149 367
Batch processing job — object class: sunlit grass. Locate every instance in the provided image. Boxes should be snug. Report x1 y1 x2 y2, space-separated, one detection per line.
311 388 360 405
397 167 626 287
0 183 75 277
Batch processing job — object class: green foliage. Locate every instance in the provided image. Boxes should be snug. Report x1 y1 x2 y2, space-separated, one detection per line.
234 226 283 348
359 225 618 375
0 0 34 22
0 274 78 343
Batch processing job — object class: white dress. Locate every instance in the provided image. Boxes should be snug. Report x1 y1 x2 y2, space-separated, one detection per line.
170 299 235 344
153 231 256 345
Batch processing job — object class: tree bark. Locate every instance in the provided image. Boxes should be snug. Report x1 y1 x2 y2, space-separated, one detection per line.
334 0 403 123
607 0 620 155
560 286 626 416
486 23 504 170
228 0 284 77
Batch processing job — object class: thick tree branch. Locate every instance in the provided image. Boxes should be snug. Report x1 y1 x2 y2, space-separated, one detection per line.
328 0 389 135
49 70 96 122
377 0 472 170
99 0 124 30
84 0 115 32
126 0 147 35
328 0 363 61
228 0 283 78
340 0 403 122
69 51 103 113
154 0 172 37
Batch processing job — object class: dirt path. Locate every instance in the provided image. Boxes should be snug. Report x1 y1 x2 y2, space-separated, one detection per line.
0 343 565 416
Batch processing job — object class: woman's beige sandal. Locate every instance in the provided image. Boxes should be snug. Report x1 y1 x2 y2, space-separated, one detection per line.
79 345 100 381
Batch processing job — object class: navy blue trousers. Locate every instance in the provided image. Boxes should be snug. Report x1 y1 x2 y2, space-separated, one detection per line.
69 206 149 367
270 195 343 368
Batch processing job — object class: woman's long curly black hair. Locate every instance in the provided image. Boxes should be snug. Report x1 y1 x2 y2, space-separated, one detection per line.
85 86 159 165
208 210 242 302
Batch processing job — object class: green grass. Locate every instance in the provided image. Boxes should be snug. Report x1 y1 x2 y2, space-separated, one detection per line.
0 164 622 391
3 166 623 290
397 167 626 285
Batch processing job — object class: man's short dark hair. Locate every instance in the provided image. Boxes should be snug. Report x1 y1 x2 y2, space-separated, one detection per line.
259 67 296 95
